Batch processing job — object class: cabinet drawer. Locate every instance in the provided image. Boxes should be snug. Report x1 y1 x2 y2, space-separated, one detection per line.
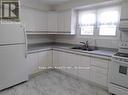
91 66 107 75
91 58 109 69
90 70 108 87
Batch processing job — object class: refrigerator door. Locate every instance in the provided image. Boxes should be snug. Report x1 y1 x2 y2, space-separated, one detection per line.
0 44 28 90
0 24 25 45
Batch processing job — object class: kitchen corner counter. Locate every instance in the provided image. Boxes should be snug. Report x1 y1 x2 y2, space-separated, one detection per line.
28 43 117 59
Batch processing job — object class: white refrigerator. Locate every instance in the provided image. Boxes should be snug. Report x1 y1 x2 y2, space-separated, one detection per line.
0 24 28 90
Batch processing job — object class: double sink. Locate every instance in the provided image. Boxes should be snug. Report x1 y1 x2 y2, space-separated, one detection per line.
71 46 95 51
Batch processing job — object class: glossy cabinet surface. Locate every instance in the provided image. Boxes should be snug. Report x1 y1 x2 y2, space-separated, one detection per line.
53 50 109 87
47 12 58 32
21 7 48 32
121 0 128 19
27 50 52 75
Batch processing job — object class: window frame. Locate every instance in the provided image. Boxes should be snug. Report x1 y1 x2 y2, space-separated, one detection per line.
77 6 121 38
78 10 96 36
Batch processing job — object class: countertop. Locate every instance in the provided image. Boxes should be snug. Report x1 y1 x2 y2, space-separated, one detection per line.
28 43 117 59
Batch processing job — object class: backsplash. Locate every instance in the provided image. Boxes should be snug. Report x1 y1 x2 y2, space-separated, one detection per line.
54 35 119 49
27 35 54 44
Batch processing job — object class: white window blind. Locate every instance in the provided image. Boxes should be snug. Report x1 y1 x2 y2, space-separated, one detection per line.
98 7 120 36
78 11 96 35
78 6 120 36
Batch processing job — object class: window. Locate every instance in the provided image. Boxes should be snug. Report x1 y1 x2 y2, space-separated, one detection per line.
78 7 120 36
78 11 96 35
98 8 120 36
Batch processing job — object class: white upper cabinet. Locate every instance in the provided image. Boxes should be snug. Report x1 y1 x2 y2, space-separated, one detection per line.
121 0 128 19
119 0 128 30
21 7 76 34
21 7 36 31
21 7 48 32
34 11 48 31
47 12 58 32
58 12 65 32
57 10 76 34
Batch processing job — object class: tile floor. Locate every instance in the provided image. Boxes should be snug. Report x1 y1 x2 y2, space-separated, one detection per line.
0 70 109 95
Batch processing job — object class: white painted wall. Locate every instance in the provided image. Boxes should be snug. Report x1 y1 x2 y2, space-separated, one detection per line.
21 0 51 11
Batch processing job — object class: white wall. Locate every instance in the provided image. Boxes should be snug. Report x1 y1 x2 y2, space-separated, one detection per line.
21 0 51 11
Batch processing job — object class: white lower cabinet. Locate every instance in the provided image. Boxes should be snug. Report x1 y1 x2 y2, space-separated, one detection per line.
27 53 38 75
38 50 52 71
90 66 108 87
27 50 109 87
53 50 91 80
53 50 78 76
90 57 109 87
53 50 109 87
27 50 52 75
77 55 91 80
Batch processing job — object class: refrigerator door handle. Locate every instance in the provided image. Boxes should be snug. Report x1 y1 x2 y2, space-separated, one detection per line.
21 24 27 58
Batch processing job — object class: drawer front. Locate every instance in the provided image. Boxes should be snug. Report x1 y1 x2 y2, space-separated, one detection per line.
91 66 107 75
91 58 109 69
78 69 90 80
90 70 108 87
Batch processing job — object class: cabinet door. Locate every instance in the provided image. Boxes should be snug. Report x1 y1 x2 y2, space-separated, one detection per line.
90 57 108 87
58 12 65 32
53 51 78 76
47 12 58 32
53 50 61 67
57 11 72 33
64 11 71 32
61 52 78 76
34 11 48 31
121 1 128 19
26 53 38 75
77 55 91 80
21 8 36 31
21 8 48 31
38 50 52 71
90 67 108 87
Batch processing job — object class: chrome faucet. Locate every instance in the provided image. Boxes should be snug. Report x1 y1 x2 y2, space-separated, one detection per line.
80 41 89 49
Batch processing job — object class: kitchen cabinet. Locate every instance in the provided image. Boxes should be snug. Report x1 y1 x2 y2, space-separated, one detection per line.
53 50 91 79
53 50 109 87
121 0 128 19
57 10 76 34
21 7 36 31
26 50 52 75
27 53 38 75
38 50 52 71
53 50 78 76
47 12 58 32
21 7 47 32
119 0 128 30
77 55 91 80
90 57 109 87
21 7 76 34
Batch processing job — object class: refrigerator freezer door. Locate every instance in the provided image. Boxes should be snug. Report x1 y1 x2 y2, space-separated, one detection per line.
0 44 28 90
0 24 25 45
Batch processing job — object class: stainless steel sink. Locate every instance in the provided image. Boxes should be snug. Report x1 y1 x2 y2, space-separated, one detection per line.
71 46 95 51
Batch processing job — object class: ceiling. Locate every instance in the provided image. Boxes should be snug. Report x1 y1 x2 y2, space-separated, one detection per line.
38 0 73 5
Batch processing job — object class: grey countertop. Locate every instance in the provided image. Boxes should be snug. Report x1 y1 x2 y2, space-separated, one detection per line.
28 43 117 59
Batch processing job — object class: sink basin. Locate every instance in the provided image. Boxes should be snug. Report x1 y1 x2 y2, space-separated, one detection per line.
71 46 94 51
